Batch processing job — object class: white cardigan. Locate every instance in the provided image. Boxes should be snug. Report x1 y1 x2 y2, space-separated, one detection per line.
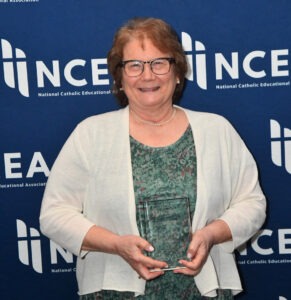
40 106 266 297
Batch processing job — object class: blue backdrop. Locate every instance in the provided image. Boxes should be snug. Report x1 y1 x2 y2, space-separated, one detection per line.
0 1 290 299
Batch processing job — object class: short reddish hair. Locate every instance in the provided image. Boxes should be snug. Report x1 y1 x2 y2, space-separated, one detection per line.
107 17 188 107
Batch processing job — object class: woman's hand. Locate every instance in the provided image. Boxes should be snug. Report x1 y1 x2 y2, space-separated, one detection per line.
174 228 213 276
82 226 167 280
174 220 232 276
115 235 168 280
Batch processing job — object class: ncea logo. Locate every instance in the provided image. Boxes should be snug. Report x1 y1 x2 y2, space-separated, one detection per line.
3 152 49 179
0 39 109 98
16 219 74 273
239 228 291 256
270 120 291 174
181 32 289 90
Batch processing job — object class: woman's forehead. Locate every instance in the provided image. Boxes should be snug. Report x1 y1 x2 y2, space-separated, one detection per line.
122 36 170 59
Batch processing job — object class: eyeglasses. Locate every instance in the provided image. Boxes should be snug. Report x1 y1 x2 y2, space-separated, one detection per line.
120 57 175 77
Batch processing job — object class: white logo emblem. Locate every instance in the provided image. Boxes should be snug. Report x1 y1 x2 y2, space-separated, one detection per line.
182 32 207 90
270 119 291 174
16 219 42 273
1 39 29 97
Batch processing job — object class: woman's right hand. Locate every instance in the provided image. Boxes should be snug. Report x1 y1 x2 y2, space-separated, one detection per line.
82 226 167 280
115 235 168 280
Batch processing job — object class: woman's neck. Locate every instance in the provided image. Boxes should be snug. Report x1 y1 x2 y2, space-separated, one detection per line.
129 104 176 127
130 107 176 127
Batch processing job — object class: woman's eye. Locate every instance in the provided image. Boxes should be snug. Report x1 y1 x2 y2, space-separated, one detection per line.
128 62 142 69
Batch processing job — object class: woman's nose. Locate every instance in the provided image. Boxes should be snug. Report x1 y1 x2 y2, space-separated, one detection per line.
141 63 155 80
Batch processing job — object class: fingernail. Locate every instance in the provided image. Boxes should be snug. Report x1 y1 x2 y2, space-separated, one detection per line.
148 245 154 252
187 253 192 260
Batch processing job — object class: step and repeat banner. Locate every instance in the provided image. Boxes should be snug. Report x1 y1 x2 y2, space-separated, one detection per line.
0 1 290 299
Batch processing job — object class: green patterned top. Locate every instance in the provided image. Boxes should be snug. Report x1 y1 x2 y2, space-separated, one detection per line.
131 126 232 299
79 126 233 300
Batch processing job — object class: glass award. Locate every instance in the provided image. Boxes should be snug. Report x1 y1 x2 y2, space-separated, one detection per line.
137 197 192 270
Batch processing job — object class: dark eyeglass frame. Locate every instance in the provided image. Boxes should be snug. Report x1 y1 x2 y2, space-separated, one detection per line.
119 57 175 77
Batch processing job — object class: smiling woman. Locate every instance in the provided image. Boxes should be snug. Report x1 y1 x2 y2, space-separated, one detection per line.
120 37 180 131
39 17 266 300
107 17 187 107
106 18 189 147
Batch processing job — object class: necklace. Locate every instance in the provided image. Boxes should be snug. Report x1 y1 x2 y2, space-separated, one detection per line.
130 108 177 126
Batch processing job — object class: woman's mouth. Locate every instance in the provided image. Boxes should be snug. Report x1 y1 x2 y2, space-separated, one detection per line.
138 86 160 92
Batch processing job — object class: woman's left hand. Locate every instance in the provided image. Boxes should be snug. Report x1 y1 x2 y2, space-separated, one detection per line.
174 228 213 276
173 220 232 276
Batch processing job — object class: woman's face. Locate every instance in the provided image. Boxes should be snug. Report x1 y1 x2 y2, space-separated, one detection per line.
121 37 178 110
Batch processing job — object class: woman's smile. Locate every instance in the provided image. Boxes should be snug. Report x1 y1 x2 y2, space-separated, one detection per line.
121 37 178 110
138 86 160 92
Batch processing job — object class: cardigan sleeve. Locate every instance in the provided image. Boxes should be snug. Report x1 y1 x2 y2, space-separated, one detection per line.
39 122 95 256
217 118 266 252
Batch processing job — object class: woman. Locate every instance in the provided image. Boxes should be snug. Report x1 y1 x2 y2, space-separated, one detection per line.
40 17 266 299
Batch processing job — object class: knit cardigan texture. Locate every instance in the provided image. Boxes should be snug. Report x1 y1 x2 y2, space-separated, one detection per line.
40 106 266 297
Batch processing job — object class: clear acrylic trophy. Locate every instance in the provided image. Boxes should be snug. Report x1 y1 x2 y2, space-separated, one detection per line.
137 197 192 271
